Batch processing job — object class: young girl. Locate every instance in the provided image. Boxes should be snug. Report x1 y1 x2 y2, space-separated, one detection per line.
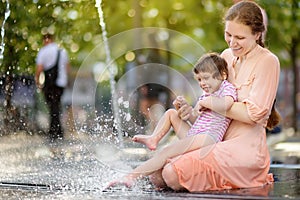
107 52 237 188
133 52 237 150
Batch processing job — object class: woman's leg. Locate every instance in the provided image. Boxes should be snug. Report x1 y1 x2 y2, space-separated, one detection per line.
107 134 215 188
161 162 185 191
148 169 168 189
132 109 190 150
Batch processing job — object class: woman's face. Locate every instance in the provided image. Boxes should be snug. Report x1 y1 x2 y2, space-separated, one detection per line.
224 20 260 57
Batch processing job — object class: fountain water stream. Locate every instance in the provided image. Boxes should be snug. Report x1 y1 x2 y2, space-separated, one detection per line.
0 0 10 64
95 0 123 147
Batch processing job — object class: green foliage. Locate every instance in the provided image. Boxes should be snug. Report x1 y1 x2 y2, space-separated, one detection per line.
262 0 299 66
0 0 298 75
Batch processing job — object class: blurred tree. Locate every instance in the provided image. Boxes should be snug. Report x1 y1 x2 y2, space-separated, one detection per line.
0 0 100 133
263 0 300 132
0 0 298 131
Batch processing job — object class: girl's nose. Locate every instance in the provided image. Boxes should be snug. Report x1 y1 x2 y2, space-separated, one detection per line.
200 81 206 87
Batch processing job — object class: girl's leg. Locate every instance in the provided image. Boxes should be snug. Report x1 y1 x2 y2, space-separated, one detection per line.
132 109 190 150
107 134 215 188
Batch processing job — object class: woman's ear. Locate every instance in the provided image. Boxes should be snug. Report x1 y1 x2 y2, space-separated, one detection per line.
255 32 261 41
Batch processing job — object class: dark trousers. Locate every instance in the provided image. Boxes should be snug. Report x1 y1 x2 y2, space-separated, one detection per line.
43 85 64 142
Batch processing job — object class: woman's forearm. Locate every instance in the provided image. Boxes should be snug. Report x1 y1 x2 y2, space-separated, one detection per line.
200 96 254 124
199 96 234 113
225 102 255 124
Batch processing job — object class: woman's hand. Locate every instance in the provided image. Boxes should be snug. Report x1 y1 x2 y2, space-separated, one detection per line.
192 100 204 116
105 175 135 189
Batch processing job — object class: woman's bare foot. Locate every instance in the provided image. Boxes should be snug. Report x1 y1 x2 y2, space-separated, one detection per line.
132 135 158 151
106 176 135 189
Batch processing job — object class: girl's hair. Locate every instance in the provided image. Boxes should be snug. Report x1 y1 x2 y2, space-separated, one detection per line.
193 53 228 80
225 1 265 47
225 1 281 129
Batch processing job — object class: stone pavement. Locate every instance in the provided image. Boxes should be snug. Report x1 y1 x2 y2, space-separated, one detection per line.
0 129 299 199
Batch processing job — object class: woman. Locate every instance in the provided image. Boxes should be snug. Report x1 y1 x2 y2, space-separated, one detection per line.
159 1 280 191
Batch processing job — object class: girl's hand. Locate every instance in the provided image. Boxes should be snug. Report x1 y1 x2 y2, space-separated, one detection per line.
177 104 193 121
173 96 186 110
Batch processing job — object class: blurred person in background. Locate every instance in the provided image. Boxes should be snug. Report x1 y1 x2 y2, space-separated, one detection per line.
35 33 71 143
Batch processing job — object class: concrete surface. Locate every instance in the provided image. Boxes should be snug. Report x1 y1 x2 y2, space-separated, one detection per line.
0 129 299 199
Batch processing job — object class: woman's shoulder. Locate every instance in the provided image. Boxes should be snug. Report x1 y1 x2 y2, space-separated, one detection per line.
259 47 280 67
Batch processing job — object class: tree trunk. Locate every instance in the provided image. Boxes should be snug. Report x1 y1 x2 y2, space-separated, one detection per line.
291 0 299 134
2 45 20 134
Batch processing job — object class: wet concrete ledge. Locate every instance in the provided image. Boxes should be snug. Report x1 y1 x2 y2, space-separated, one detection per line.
0 131 299 199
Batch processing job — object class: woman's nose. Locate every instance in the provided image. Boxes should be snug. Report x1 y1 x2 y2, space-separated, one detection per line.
230 38 237 46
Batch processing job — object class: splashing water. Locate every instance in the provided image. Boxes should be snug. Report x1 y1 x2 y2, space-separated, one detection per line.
0 0 11 65
95 0 123 147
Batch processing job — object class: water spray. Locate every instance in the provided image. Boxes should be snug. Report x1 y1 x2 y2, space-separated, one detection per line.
0 0 11 65
95 0 123 147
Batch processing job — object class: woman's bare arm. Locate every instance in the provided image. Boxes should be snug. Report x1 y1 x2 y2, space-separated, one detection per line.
200 96 254 124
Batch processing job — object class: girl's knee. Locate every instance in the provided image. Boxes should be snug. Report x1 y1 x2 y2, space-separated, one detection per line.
166 109 182 123
165 108 177 117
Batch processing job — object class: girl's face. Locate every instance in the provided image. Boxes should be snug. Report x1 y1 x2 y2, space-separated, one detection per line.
224 20 260 57
195 72 223 94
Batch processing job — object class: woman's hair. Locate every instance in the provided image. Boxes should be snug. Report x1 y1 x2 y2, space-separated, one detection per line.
225 1 265 47
193 53 228 80
266 100 281 130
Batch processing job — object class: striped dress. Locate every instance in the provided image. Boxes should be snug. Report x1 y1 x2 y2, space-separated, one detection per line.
187 80 237 142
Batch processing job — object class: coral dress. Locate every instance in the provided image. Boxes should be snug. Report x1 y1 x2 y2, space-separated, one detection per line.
170 45 280 192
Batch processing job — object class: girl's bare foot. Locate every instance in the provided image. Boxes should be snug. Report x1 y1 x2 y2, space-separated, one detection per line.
132 135 158 151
